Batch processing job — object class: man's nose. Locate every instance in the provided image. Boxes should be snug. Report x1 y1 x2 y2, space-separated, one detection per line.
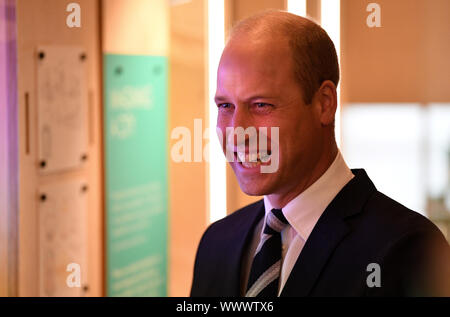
230 105 250 130
230 106 253 147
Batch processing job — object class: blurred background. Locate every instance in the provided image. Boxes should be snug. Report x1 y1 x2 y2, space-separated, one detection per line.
0 0 449 297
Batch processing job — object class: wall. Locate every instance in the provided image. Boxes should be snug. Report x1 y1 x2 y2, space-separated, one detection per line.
169 0 209 297
16 0 103 296
341 0 450 104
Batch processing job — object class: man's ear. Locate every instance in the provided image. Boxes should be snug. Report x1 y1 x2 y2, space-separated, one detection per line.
316 80 337 126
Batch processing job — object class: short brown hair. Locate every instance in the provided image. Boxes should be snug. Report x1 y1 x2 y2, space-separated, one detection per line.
229 10 340 105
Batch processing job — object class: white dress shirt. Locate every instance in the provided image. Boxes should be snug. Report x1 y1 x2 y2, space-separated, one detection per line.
241 151 355 296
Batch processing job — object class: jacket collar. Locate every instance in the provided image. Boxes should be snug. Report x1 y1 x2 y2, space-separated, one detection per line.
279 169 377 296
264 151 354 244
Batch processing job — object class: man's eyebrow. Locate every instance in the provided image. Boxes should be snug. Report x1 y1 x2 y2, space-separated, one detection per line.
245 95 278 102
214 95 278 103
214 95 228 103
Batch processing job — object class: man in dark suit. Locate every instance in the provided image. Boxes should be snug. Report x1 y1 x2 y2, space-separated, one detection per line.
191 10 450 296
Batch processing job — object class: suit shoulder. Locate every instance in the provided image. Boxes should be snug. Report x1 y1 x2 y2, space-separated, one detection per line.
196 197 263 243
363 190 443 238
203 199 264 238
361 193 450 296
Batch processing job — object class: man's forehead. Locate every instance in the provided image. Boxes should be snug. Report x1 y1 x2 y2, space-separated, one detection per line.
219 38 292 79
222 34 290 61
216 62 282 95
218 41 294 83
215 65 288 103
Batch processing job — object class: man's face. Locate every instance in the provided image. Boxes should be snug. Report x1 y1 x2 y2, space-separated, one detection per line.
215 36 325 198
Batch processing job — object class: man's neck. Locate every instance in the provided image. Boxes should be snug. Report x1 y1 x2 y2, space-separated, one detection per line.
267 144 338 209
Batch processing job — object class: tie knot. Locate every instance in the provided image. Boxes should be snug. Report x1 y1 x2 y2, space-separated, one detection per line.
263 208 289 235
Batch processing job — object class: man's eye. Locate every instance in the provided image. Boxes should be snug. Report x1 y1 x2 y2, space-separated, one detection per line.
255 103 271 108
218 103 232 109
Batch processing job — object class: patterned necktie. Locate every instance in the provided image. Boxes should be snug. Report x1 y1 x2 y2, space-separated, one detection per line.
245 208 289 297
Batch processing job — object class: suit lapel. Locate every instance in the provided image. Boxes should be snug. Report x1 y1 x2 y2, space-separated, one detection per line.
280 169 377 296
280 212 349 296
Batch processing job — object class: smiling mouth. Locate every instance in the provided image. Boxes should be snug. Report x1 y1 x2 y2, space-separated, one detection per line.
234 150 272 168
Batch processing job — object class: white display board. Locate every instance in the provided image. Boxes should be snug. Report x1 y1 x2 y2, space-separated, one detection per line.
36 45 88 174
38 178 88 297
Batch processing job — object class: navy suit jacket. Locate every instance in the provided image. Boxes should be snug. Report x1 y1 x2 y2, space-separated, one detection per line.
191 169 450 296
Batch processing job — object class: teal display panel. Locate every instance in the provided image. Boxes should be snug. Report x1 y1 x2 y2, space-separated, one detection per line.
104 54 168 296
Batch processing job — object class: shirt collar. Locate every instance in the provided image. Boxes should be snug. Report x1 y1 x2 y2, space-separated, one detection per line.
263 151 354 241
